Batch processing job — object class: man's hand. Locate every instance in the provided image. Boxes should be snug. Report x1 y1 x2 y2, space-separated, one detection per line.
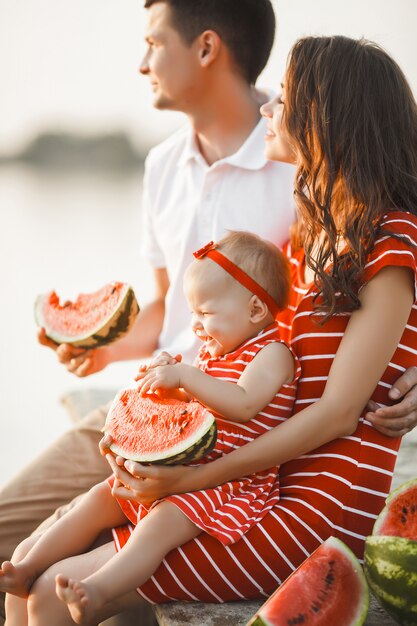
37 327 111 377
366 366 417 437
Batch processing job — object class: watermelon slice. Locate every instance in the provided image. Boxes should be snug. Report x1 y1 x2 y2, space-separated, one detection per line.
104 390 217 465
247 537 369 626
34 282 139 348
372 477 417 540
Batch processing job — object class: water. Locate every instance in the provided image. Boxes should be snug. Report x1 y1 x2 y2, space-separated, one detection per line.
0 165 154 487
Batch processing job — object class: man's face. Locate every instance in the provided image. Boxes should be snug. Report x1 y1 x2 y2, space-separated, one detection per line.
139 2 202 111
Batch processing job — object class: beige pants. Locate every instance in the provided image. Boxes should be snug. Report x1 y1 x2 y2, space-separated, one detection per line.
0 404 111 624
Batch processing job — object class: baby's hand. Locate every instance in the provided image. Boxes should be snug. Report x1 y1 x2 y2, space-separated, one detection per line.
137 363 182 395
135 352 182 381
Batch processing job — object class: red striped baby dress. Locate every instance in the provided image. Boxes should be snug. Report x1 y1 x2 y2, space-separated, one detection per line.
112 321 299 545
112 211 417 604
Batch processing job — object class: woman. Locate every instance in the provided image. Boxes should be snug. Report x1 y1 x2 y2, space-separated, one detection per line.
6 35 417 625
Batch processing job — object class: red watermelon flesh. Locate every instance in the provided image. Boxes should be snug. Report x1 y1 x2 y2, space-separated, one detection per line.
372 477 417 540
105 390 217 465
34 282 139 348
247 537 369 626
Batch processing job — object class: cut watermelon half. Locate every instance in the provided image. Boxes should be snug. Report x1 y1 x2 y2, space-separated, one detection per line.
34 282 139 348
372 477 417 540
247 537 369 626
105 390 217 465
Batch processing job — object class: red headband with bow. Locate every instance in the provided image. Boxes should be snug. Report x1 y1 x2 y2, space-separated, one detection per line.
193 241 280 318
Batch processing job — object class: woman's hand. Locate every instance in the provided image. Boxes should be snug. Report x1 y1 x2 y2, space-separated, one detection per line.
99 434 199 505
366 366 417 437
111 458 195 505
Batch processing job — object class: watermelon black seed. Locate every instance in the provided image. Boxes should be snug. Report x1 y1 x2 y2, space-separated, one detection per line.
402 506 408 514
287 615 306 625
180 410 188 415
401 515 407 524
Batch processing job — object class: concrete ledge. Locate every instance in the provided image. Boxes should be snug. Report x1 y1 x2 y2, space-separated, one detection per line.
154 600 260 626
154 594 397 626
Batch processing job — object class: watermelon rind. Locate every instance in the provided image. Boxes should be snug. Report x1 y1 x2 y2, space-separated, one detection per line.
34 283 139 348
364 535 417 626
373 477 417 537
105 391 217 465
246 536 369 626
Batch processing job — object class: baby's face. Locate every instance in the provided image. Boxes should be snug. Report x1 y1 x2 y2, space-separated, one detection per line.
184 260 253 358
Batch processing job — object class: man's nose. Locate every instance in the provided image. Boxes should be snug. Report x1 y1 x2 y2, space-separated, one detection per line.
139 52 150 75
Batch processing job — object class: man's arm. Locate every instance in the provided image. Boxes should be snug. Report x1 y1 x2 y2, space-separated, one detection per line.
366 366 417 437
38 267 169 377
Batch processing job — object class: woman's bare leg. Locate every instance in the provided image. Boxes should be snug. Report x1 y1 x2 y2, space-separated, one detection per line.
0 481 125 599
55 501 200 625
27 541 147 626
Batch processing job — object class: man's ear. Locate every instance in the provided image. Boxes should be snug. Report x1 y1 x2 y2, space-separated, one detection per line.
197 30 221 67
249 295 270 324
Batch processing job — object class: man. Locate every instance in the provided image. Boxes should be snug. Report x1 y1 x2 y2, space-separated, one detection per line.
1 0 416 622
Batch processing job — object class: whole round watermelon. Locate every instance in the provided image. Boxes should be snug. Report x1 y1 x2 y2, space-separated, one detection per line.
34 282 139 348
364 477 417 626
105 390 217 465
365 536 417 626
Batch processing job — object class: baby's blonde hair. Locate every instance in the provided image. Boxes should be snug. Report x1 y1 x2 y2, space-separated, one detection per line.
214 231 290 312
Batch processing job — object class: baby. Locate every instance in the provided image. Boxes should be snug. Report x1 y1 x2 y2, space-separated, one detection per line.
1 231 298 625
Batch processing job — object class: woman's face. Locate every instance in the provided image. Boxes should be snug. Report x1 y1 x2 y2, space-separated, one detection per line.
260 82 295 164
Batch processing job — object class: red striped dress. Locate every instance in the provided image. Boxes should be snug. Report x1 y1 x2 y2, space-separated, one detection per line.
113 211 417 604
113 322 299 546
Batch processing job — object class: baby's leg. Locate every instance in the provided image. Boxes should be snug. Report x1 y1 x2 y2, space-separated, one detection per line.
4 534 39 626
0 480 125 599
56 501 200 625
27 542 145 626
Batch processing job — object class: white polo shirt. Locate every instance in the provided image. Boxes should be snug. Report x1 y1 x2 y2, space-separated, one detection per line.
142 117 296 363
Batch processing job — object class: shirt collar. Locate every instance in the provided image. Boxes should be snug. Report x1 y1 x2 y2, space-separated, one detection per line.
177 129 206 168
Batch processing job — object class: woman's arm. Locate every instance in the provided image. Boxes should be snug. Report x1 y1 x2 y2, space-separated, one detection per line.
110 265 414 502
137 341 294 422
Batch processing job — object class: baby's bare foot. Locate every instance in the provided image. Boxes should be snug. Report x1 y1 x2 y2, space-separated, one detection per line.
0 561 34 598
55 574 102 625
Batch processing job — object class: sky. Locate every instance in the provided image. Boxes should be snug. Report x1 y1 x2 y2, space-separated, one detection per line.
0 0 416 155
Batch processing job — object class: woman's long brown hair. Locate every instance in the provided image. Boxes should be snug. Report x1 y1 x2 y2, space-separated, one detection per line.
284 36 417 322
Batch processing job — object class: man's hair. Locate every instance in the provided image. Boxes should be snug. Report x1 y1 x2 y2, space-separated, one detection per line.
217 231 290 312
144 0 276 84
